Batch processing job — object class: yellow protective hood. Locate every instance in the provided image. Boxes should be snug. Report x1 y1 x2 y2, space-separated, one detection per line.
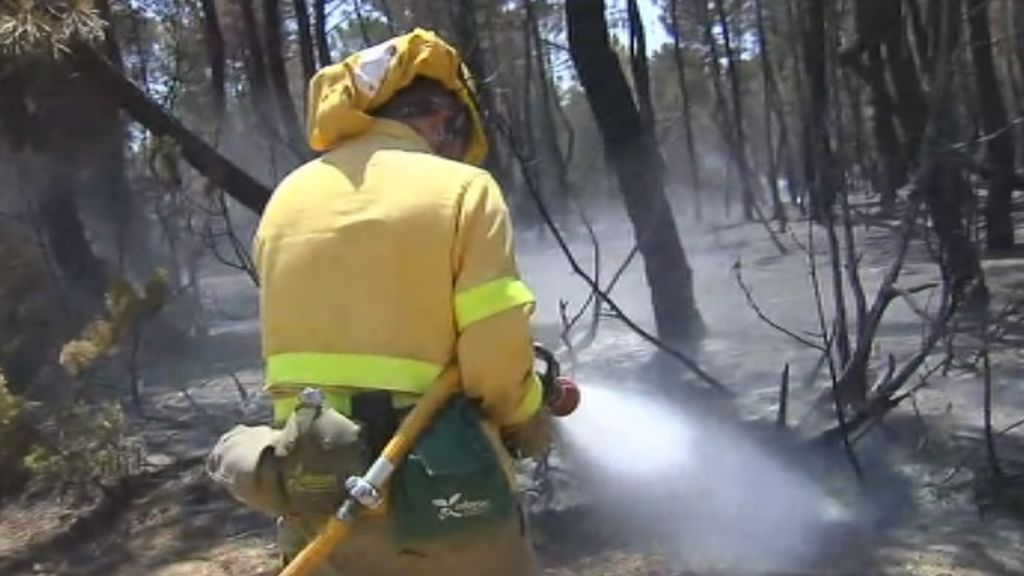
306 28 489 166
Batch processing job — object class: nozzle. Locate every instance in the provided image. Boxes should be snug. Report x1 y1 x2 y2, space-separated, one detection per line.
547 376 580 417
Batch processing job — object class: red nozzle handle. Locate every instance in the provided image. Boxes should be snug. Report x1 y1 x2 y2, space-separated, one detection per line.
548 376 580 417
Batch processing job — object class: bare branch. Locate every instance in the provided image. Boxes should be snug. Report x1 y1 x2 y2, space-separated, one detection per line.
732 259 826 351
494 115 731 395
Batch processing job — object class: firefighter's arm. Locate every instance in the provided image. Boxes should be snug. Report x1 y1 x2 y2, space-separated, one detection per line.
452 174 545 436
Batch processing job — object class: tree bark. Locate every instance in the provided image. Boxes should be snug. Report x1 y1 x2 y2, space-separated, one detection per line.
668 0 701 221
450 0 510 185
698 2 736 215
565 0 704 344
314 0 331 66
626 0 655 134
716 0 757 221
801 0 835 219
782 0 809 208
1016 0 1024 101
292 0 317 82
754 0 785 225
885 1 928 162
924 0 983 296
968 0 1016 251
844 0 905 210
199 0 227 113
263 0 309 158
37 187 109 298
529 3 570 194
72 48 272 214
238 0 278 130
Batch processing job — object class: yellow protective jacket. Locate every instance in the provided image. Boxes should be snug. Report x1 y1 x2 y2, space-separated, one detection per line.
254 117 542 433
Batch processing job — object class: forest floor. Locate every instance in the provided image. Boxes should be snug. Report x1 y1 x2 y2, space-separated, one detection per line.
2 204 1024 575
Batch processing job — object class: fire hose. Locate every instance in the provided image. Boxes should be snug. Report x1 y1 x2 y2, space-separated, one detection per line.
277 344 580 576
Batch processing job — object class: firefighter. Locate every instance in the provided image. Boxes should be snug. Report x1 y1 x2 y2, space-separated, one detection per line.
206 28 550 576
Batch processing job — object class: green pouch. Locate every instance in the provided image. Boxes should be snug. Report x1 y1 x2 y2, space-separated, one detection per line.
388 395 513 546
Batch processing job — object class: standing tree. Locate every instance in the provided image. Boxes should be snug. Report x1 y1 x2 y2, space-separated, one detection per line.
666 0 702 220
968 0 1017 251
565 0 704 344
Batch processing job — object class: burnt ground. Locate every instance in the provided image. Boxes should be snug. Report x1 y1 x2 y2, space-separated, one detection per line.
2 205 1024 576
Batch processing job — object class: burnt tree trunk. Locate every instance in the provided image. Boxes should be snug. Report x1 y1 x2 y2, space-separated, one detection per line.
668 0 702 221
925 0 984 296
314 0 331 67
263 0 309 158
238 0 278 132
886 1 928 163
566 0 704 344
782 0 809 208
801 0 835 219
450 0 510 185
716 0 757 221
698 2 736 216
72 48 272 214
843 0 906 210
526 0 571 218
755 0 785 225
1016 0 1024 102
199 0 227 113
968 0 1016 251
626 0 655 134
292 0 317 82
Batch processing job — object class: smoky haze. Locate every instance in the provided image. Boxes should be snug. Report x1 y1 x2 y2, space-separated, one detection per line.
515 203 870 574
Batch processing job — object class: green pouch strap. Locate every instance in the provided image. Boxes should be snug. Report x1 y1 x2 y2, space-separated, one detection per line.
389 395 513 546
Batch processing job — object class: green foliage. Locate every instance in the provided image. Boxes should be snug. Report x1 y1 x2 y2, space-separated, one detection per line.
0 368 25 442
22 399 137 486
59 269 169 376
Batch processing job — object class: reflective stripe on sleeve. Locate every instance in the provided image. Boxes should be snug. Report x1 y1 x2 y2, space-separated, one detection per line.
454 277 535 330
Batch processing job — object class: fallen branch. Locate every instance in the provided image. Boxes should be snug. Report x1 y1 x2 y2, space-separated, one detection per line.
71 46 272 214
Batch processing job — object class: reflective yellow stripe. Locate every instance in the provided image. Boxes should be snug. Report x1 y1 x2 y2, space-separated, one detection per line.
454 277 535 330
507 374 543 425
271 390 419 425
266 353 442 391
266 353 440 424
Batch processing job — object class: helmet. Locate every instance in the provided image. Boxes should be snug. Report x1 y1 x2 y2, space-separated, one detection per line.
305 28 488 166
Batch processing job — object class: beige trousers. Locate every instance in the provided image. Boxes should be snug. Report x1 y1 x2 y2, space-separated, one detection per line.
207 424 541 576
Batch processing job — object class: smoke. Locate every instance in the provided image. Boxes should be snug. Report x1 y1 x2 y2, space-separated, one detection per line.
552 381 858 575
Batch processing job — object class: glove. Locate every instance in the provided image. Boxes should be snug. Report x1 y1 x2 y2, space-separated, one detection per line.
271 403 367 516
502 409 553 460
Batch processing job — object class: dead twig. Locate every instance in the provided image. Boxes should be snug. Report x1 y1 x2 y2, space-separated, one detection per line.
732 259 826 351
981 307 1003 478
777 363 789 428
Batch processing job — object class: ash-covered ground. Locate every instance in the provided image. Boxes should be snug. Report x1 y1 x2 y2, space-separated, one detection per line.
3 199 1024 576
